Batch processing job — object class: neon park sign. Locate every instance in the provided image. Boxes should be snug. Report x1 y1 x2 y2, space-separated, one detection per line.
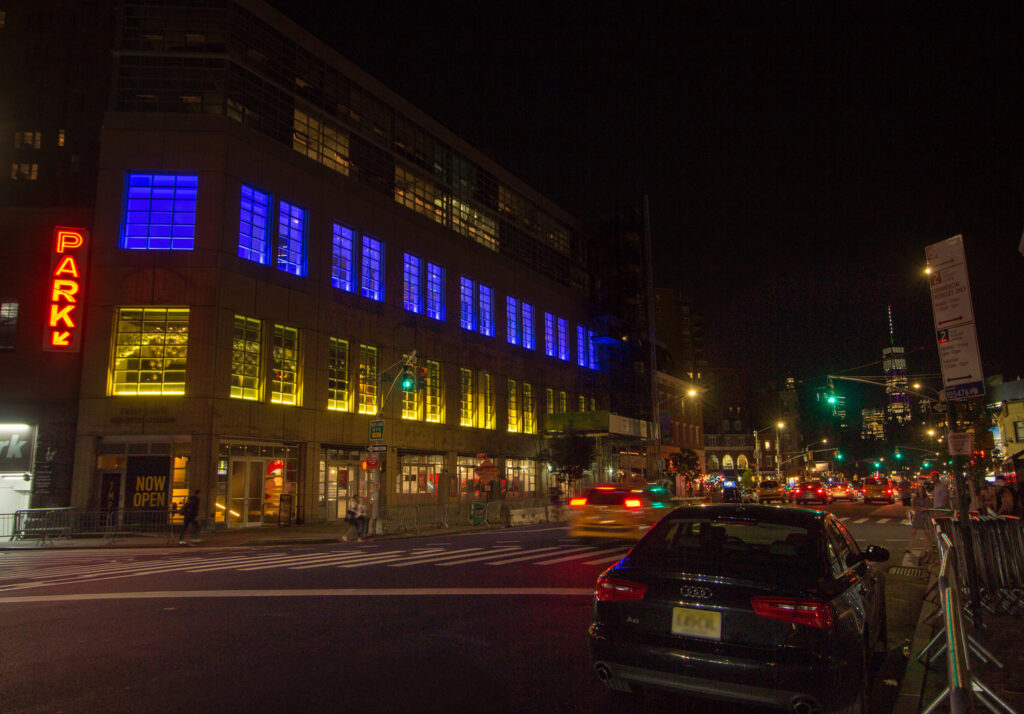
43 226 89 352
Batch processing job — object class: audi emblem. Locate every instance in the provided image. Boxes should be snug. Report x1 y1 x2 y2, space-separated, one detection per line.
679 585 713 600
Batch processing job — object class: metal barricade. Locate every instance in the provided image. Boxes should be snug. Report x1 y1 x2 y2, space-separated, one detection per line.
9 507 177 544
0 512 15 539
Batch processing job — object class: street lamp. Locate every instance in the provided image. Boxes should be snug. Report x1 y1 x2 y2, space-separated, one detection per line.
752 422 785 480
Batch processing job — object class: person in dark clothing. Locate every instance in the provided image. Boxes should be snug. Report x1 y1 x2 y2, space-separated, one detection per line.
179 489 201 545
995 477 1018 516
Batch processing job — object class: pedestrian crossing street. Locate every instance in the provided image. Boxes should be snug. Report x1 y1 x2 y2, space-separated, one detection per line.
0 540 632 590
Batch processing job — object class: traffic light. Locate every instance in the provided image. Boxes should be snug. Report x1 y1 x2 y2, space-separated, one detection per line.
895 450 903 460
400 366 415 390
827 394 837 405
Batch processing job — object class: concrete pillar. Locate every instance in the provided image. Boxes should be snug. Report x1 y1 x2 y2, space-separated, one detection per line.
70 434 98 508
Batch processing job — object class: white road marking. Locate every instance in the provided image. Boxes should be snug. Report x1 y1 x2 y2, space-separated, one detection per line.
584 553 628 565
533 547 615 565
289 551 404 570
853 518 869 524
484 547 563 565
390 546 520 567
876 518 891 524
339 547 486 568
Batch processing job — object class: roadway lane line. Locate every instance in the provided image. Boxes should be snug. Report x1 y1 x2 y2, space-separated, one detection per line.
0 587 595 603
853 518 869 524
534 546 621 565
484 547 563 565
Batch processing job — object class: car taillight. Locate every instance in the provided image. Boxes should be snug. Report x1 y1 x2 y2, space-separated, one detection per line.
751 597 834 629
596 575 648 602
861 488 867 494
794 488 802 494
623 498 642 509
886 489 893 494
569 497 587 507
816 488 824 494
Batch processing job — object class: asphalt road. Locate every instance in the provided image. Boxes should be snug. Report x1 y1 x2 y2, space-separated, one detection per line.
0 500 926 714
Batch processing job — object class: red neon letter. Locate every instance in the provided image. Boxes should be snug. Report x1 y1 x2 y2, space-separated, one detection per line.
51 279 79 303
53 255 80 278
49 304 76 328
55 230 84 254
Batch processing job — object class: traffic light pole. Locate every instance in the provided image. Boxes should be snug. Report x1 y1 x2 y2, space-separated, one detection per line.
948 400 984 628
369 350 418 535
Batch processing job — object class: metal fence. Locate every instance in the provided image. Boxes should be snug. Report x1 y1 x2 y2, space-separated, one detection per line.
377 497 554 535
6 507 177 544
0 512 14 539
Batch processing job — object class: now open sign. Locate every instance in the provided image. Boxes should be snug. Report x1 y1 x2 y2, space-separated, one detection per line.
125 456 171 510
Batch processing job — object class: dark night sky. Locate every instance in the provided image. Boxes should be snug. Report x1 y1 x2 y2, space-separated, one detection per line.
275 1 1023 401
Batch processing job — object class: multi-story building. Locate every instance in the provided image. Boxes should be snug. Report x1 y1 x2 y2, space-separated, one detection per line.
861 408 886 441
884 307 911 425
0 0 612 527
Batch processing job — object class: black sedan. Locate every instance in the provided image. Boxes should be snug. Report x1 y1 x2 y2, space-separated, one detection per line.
588 504 888 713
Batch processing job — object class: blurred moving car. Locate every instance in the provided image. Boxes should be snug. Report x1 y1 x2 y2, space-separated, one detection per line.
829 482 856 501
861 477 896 504
589 504 889 712
568 486 673 540
793 480 831 505
722 486 743 503
741 488 759 503
756 479 788 503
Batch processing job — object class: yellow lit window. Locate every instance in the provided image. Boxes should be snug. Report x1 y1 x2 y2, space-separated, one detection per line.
578 394 585 412
401 353 420 420
559 390 567 414
590 397 596 411
293 109 350 176
230 315 261 400
482 372 495 429
460 367 474 427
546 387 554 415
358 345 378 414
327 337 350 411
507 379 520 433
523 383 536 434
424 360 442 423
111 307 189 395
271 324 299 405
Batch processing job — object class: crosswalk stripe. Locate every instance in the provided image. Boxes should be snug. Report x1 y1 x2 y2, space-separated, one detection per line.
239 552 370 571
530 547 603 565
289 550 406 570
484 547 563 565
876 518 891 524
584 553 628 565
853 518 869 523
339 546 486 568
392 546 520 567
537 546 625 565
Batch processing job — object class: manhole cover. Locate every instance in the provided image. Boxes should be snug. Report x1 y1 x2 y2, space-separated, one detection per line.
889 566 929 578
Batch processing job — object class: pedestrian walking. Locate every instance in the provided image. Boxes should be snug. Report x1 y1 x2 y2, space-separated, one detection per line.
178 489 200 545
995 477 1018 516
344 495 368 541
899 475 913 524
932 473 950 510
907 484 931 557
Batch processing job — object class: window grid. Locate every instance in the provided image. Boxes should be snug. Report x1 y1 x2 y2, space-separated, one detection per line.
327 337 350 411
121 173 198 250
559 391 567 413
460 367 474 427
230 315 261 400
424 360 442 423
238 184 271 264
483 372 494 429
522 303 535 350
577 326 588 367
523 383 536 434
478 284 493 337
360 236 384 301
546 388 554 415
111 307 189 395
276 201 307 276
358 345 378 414
588 329 598 370
557 318 569 361
590 397 596 411
271 324 299 405
426 263 445 321
403 253 423 314
401 353 419 420
544 312 555 357
459 277 476 331
0 301 18 350
331 223 355 292
506 296 519 345
578 394 586 411
507 379 520 433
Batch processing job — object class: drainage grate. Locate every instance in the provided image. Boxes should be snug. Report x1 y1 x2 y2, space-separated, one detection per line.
888 566 929 578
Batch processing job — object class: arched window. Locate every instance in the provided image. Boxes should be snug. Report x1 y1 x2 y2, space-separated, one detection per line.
737 455 749 470
722 455 734 471
708 455 720 471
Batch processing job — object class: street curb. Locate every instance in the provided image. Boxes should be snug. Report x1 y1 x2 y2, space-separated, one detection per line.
893 571 939 714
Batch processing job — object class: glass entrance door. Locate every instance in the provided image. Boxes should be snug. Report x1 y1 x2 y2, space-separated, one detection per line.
229 459 265 527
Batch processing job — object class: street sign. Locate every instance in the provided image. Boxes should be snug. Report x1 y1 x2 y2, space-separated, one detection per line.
369 420 384 441
926 235 985 401
367 444 387 453
364 457 379 469
948 432 973 456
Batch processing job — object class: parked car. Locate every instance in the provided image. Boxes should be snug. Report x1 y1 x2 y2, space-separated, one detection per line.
756 479 789 503
568 486 673 541
589 504 889 712
793 480 832 505
861 477 896 504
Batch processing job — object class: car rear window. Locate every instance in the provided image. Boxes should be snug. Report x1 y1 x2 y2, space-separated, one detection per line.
633 516 821 576
586 490 629 505
864 477 883 485
759 480 779 489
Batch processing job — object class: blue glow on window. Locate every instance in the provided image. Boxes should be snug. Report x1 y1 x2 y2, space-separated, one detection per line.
479 284 493 337
331 223 354 292
544 312 555 357
403 253 423 313
276 200 307 276
506 296 519 345
360 235 383 301
522 303 535 350
588 329 599 370
577 325 588 367
121 173 198 250
238 184 270 264
460 277 476 331
426 263 445 321
557 318 569 361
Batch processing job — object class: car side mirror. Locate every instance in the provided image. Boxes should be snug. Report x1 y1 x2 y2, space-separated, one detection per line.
845 545 889 567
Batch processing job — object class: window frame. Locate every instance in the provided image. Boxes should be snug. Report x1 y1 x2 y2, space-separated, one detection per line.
238 183 271 264
121 172 198 251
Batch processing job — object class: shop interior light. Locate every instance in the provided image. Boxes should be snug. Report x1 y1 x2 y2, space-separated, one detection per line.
0 424 31 430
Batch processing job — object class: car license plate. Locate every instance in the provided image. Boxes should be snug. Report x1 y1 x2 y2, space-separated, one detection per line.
671 607 721 640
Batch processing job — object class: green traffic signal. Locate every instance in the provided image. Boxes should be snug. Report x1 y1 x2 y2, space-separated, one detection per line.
400 367 415 390
836 452 844 461
827 394 837 405
895 451 903 460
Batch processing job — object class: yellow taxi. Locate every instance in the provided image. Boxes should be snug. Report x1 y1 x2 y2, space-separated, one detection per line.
567 485 674 541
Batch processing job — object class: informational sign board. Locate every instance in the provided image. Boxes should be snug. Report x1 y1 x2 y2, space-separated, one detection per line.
369 420 384 441
0 423 36 474
926 235 985 401
948 432 974 456
367 444 387 453
124 456 170 511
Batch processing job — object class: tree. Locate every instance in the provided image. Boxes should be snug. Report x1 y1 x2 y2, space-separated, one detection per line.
740 468 756 488
675 448 701 479
547 432 596 489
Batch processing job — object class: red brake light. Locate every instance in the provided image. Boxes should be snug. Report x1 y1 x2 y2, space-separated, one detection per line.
569 497 588 507
794 488 802 494
595 486 615 491
595 575 648 602
751 597 834 629
886 489 893 494
623 498 642 509
816 488 824 494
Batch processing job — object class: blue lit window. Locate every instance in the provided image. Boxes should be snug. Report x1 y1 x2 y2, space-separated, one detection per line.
121 173 198 250
403 253 423 314
588 329 599 370
557 318 569 361
577 326 588 367
479 284 493 337
360 235 384 301
522 303 535 350
460 277 476 331
426 263 445 321
331 223 355 292
276 200 307 276
506 297 519 346
238 184 271 264
544 312 555 357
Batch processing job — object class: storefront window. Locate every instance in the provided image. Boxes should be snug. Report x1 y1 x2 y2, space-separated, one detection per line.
397 453 444 498
505 458 536 496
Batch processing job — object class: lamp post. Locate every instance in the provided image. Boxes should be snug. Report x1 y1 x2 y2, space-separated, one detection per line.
753 422 785 481
775 421 785 478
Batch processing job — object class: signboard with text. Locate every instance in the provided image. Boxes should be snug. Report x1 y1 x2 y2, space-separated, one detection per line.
369 420 384 441
43 226 89 352
926 235 985 401
0 423 36 474
124 456 170 511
